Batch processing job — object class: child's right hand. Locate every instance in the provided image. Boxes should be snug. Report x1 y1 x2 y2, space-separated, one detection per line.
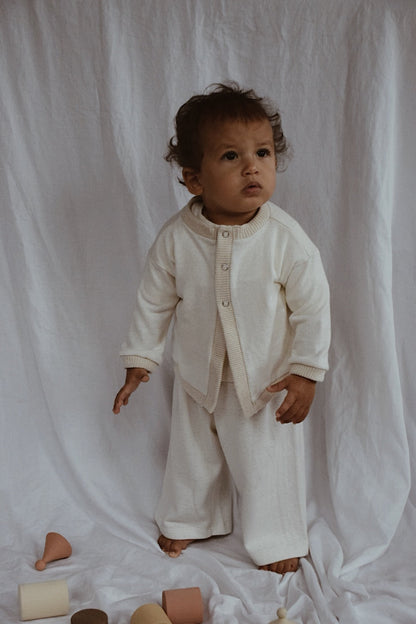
112 367 150 414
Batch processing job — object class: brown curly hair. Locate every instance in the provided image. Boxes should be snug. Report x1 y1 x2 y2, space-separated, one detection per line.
165 82 290 183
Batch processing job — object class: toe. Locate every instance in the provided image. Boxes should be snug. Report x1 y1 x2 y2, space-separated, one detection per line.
158 535 191 558
279 557 299 574
167 540 183 557
158 535 173 554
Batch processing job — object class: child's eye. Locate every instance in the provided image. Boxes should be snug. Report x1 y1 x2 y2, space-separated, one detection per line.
257 148 271 157
222 151 238 161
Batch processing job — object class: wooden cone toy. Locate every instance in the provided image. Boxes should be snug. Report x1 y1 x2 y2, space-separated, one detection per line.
270 607 298 624
35 532 72 571
162 587 203 624
130 603 172 624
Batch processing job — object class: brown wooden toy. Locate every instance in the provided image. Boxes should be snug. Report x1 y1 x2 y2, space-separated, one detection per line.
18 579 69 621
35 532 72 571
270 607 298 624
71 608 108 623
162 587 203 624
130 603 172 624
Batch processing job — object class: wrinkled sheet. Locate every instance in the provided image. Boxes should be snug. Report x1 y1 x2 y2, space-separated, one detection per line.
1 1 416 622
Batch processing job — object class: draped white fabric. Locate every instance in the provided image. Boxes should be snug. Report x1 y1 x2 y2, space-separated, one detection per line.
1 1 416 622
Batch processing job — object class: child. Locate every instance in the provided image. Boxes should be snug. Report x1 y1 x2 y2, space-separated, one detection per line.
113 83 330 574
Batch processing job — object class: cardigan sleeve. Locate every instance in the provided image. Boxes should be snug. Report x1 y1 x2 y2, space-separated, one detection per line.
284 250 331 381
120 253 180 371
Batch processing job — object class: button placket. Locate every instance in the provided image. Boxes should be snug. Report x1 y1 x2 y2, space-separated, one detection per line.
215 229 233 313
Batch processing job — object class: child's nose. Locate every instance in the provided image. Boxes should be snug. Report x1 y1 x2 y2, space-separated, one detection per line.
242 157 259 175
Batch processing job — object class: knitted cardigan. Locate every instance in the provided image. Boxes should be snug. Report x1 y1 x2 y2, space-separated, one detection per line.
120 198 331 418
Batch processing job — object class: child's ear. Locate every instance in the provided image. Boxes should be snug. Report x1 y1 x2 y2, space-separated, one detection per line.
182 168 203 195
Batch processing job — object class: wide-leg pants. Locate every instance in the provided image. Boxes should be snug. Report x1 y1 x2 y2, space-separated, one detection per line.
155 377 308 566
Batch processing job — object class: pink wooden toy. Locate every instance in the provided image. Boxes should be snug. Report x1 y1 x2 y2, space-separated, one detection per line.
35 532 72 571
162 587 203 624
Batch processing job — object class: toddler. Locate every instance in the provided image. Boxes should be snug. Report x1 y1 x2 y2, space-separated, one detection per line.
113 83 330 574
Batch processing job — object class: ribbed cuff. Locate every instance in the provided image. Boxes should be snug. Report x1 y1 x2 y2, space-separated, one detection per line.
120 355 158 372
289 364 326 382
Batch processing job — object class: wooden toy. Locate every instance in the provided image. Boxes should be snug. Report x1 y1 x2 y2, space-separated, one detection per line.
130 603 172 624
162 587 203 624
35 532 72 571
18 579 69 621
71 608 108 623
269 607 297 624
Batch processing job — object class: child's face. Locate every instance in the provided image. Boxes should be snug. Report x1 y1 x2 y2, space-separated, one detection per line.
183 118 277 225
183 119 276 225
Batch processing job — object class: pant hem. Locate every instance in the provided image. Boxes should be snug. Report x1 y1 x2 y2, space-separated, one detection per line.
249 542 309 567
156 521 233 542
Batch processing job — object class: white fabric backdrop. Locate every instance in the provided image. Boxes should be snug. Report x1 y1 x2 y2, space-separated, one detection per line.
1 1 415 622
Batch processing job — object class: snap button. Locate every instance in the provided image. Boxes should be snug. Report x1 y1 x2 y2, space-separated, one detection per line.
222 300 230 307
221 263 229 271
222 230 230 238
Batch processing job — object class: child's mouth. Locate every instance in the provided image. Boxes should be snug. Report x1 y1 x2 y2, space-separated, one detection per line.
243 182 261 193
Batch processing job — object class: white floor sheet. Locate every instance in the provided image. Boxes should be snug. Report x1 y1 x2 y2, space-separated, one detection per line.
1 2 416 623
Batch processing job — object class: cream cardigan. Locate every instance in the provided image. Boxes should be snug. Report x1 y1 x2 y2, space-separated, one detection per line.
120 199 330 418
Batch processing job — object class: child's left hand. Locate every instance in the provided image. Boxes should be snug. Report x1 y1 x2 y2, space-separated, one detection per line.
267 375 316 424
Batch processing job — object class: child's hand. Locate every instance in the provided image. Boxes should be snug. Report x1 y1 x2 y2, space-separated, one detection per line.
112 367 150 414
267 374 316 424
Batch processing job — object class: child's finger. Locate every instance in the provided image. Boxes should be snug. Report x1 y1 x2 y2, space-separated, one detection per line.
278 403 301 423
112 398 122 414
266 379 288 393
113 371 150 414
292 407 309 424
275 395 296 421
113 389 130 414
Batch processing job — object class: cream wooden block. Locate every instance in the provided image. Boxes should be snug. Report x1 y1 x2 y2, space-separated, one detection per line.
130 603 172 624
18 579 69 621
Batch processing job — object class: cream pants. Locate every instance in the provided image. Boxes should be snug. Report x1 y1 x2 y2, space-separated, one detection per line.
155 377 308 566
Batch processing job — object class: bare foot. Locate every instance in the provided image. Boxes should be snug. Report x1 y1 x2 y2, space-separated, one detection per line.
158 534 195 558
258 557 299 574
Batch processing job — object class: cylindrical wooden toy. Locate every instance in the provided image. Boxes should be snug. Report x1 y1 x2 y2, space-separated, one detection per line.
130 603 172 624
71 608 108 623
162 587 203 624
35 532 72 570
18 579 69 621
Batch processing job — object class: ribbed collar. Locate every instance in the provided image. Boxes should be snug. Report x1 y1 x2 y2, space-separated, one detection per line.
181 197 271 239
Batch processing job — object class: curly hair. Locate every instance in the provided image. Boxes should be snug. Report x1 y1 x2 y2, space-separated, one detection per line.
165 82 291 182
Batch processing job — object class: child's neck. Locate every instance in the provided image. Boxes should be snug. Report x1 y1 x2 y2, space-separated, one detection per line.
202 206 260 226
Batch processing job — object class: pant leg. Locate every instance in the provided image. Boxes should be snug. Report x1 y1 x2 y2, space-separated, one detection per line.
214 383 308 566
155 377 233 540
